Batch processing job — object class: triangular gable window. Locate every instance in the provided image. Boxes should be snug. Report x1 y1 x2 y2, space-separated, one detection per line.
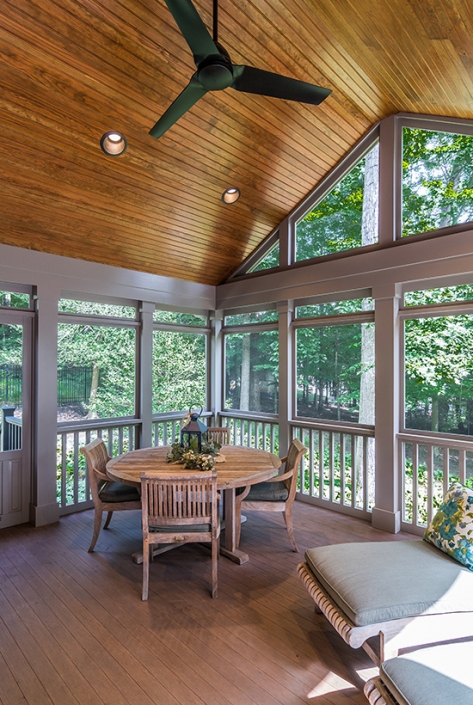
248 241 280 273
295 142 379 262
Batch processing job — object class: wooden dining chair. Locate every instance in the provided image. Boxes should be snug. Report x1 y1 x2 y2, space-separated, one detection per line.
206 426 230 445
80 438 141 552
234 438 307 552
140 470 220 600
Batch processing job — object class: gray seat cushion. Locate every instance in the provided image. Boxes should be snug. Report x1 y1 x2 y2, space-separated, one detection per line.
305 540 473 627
244 481 289 502
381 641 473 705
99 482 140 503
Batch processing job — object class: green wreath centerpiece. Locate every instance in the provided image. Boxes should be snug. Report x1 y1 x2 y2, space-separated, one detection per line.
166 434 221 471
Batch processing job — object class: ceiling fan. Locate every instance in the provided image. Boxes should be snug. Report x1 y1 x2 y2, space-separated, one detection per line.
149 0 332 139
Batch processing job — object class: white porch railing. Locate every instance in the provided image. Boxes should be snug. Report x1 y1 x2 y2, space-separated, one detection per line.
57 419 140 515
292 422 375 518
399 433 473 534
219 413 279 453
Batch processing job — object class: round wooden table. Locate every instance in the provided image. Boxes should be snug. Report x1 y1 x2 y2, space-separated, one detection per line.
106 445 281 565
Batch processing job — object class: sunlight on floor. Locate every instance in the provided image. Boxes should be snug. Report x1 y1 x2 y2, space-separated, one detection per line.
307 666 379 698
356 667 380 681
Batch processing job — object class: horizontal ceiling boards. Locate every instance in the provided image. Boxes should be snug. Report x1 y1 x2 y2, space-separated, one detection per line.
0 0 472 284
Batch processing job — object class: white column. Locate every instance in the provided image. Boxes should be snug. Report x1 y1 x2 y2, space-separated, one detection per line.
139 301 154 448
211 310 223 423
31 282 60 526
372 283 402 533
279 216 290 267
277 300 293 455
378 114 400 244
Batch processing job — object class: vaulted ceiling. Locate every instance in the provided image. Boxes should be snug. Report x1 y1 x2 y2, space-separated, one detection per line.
1 0 473 286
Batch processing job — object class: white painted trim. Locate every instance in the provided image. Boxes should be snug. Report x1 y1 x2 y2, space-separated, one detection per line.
216 227 473 309
0 243 215 311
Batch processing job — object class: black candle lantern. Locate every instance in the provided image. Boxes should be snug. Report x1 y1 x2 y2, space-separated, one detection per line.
180 406 207 451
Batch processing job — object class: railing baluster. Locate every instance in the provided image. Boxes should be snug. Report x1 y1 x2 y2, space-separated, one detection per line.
459 449 466 484
350 434 356 509
363 435 368 512
61 433 67 508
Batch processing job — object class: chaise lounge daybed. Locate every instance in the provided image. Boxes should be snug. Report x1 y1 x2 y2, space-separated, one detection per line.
297 539 473 665
298 482 473 665
363 640 473 705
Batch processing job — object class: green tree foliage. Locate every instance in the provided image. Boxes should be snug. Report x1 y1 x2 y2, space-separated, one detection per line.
0 323 22 406
225 330 279 413
152 331 206 413
296 321 372 422
295 146 379 261
405 308 473 435
58 323 136 419
403 128 473 236
249 242 280 272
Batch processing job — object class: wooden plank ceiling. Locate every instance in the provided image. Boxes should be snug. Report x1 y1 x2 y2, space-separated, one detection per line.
1 0 473 286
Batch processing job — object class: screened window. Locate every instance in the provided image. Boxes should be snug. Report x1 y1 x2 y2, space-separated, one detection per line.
0 291 30 309
248 242 280 272
153 310 207 326
0 323 23 449
152 330 207 413
59 299 136 318
295 322 375 424
404 284 473 306
295 142 379 262
225 310 278 325
402 127 473 237
404 313 473 436
296 297 374 318
57 323 136 421
225 331 278 414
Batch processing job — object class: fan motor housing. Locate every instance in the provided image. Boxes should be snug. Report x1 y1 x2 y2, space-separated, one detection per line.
198 56 233 90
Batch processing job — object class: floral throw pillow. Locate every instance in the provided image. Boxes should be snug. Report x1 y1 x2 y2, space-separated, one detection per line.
423 482 473 570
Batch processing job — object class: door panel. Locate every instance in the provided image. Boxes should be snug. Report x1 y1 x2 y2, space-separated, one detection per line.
0 314 32 528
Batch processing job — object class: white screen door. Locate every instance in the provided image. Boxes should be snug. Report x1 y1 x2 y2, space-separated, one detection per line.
0 313 32 528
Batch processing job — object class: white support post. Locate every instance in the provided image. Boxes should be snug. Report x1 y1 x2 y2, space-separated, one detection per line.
277 300 293 455
372 283 402 533
279 217 290 267
378 114 400 244
211 310 224 424
31 282 60 526
139 301 154 448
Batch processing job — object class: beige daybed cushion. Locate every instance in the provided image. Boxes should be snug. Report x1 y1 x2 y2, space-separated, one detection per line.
380 641 473 705
305 540 473 627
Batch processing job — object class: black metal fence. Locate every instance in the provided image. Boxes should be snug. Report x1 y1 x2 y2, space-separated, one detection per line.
0 364 93 407
0 363 22 405
57 366 93 406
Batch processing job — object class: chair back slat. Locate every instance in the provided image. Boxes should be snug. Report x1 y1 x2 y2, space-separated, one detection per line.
141 471 217 531
206 427 230 445
141 470 220 600
81 438 110 502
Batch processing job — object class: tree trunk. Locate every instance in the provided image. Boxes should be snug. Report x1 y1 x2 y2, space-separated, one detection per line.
359 144 378 426
240 335 250 411
431 395 439 432
357 145 378 503
87 363 100 419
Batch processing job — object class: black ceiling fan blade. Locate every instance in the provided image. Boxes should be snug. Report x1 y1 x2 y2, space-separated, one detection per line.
164 0 219 65
149 74 207 138
231 65 331 105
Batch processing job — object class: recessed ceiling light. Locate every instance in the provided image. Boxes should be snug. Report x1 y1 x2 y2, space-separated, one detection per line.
100 131 127 156
222 187 241 204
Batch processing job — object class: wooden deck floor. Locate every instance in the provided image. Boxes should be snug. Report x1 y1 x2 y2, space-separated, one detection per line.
0 502 410 705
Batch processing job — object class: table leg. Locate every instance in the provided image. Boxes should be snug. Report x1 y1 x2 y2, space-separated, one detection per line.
220 487 249 565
